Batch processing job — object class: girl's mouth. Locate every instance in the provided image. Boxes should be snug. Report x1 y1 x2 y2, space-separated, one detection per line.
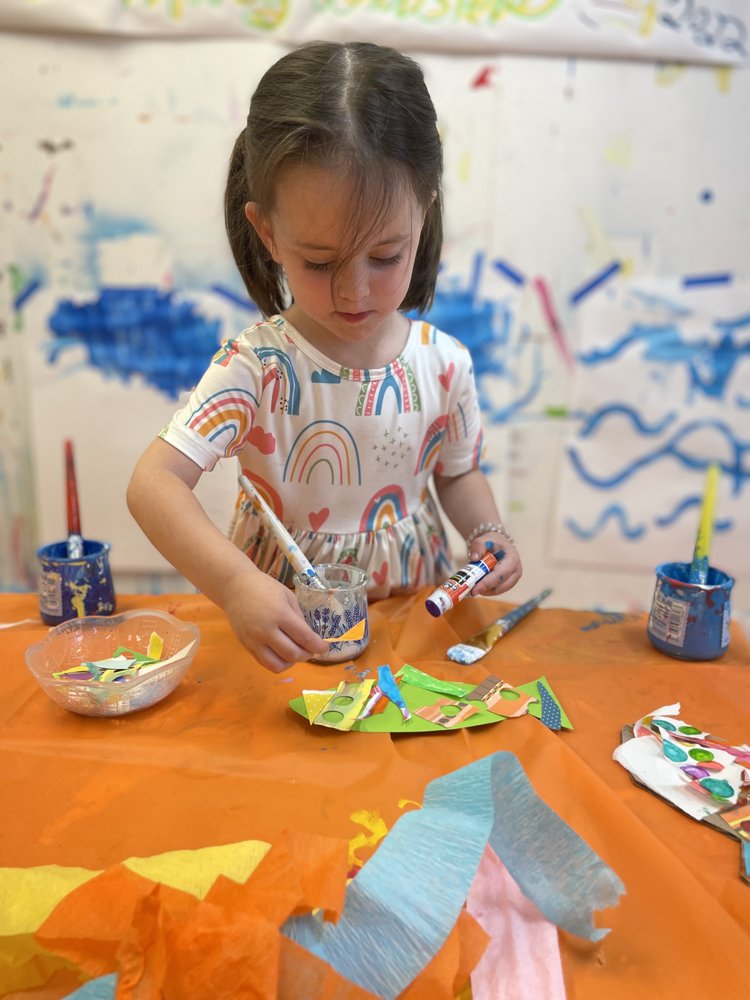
337 311 372 324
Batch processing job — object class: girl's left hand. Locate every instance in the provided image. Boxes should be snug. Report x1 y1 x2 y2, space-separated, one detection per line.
468 534 522 597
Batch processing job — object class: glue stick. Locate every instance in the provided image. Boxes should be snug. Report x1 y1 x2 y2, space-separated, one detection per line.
425 551 503 617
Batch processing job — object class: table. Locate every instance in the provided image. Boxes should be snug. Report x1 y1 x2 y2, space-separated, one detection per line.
1 591 748 998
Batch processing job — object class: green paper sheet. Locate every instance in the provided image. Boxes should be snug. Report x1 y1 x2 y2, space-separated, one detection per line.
289 675 572 734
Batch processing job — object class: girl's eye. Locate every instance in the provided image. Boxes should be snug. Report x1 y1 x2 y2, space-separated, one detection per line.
304 260 333 272
371 253 403 267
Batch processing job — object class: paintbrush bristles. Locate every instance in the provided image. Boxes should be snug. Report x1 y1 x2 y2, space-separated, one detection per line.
689 463 720 585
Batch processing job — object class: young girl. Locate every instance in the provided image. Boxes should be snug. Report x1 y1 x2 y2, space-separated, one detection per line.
127 41 522 672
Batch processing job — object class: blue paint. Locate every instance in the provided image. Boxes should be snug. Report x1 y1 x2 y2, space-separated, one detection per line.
579 403 676 438
568 420 749 494
14 276 43 311
48 287 221 399
654 495 733 531
569 260 622 306
37 539 116 626
493 258 526 286
411 252 542 428
683 272 732 287
565 504 646 541
578 315 750 402
647 560 734 661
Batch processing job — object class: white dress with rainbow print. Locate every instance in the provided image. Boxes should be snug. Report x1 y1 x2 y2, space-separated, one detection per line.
161 315 485 599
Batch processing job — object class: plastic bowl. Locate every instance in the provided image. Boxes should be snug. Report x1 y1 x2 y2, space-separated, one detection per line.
24 609 201 717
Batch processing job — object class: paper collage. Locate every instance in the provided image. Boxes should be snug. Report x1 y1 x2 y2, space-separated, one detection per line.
614 703 750 827
291 666 572 735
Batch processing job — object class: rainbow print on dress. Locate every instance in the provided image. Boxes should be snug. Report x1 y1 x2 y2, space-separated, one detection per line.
187 387 259 456
283 420 362 486
355 359 421 415
359 485 408 532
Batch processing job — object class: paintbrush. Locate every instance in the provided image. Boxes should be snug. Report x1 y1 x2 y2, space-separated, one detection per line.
238 474 326 590
447 588 553 664
688 463 720 585
64 439 84 559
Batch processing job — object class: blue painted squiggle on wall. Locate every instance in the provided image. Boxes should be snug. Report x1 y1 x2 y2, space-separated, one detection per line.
568 418 750 494
578 315 750 403
578 404 677 438
565 504 646 541
653 494 733 531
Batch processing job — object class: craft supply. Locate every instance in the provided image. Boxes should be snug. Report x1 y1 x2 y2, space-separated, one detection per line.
377 664 411 721
425 550 504 617
64 439 84 559
293 563 370 664
647 561 734 661
312 680 374 731
689 463 720 584
238 474 326 591
465 676 538 718
36 539 116 625
447 588 553 664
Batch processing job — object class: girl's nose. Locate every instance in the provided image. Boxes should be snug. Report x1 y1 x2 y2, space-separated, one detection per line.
336 260 369 302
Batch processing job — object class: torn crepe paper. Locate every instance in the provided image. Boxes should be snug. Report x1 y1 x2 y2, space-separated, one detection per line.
283 751 624 1000
613 703 750 820
62 974 118 999
290 670 572 734
466 846 566 1000
34 829 482 1000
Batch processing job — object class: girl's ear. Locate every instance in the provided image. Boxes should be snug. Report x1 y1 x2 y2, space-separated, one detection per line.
245 202 279 260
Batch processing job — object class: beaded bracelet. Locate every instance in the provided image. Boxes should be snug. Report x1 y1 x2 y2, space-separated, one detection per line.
465 522 514 548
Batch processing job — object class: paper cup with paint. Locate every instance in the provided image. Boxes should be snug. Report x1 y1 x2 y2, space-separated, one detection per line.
37 539 116 626
293 563 369 664
647 561 734 661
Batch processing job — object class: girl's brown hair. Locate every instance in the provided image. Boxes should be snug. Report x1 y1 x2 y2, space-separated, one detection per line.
225 41 443 316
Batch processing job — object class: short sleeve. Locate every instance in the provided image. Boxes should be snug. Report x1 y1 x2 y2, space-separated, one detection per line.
160 337 262 473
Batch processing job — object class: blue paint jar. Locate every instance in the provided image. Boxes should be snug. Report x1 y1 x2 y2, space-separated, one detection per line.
37 539 116 626
647 561 734 661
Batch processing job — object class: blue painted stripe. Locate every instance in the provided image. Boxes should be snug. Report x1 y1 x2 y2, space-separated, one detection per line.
493 258 526 286
682 272 732 287
569 260 622 306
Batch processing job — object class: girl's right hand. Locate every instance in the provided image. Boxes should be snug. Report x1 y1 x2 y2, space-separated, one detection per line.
223 571 329 672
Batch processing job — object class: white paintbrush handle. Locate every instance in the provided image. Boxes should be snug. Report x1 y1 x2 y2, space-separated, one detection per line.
238 475 326 590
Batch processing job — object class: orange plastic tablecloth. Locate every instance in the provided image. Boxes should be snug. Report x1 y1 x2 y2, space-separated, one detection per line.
1 590 748 997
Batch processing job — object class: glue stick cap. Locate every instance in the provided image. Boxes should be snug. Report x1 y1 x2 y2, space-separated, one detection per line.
425 598 442 617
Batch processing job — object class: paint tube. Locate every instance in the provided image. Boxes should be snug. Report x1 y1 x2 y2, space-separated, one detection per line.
424 551 503 618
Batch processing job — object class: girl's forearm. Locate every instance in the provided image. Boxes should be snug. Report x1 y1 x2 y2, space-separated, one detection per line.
127 452 258 609
433 468 505 544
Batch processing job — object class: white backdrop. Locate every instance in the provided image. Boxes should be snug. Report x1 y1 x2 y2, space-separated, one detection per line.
1 10 749 617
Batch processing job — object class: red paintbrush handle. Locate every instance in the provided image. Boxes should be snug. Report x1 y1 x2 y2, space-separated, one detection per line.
65 439 81 536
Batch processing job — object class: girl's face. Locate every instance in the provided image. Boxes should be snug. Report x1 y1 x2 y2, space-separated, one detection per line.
246 164 427 368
